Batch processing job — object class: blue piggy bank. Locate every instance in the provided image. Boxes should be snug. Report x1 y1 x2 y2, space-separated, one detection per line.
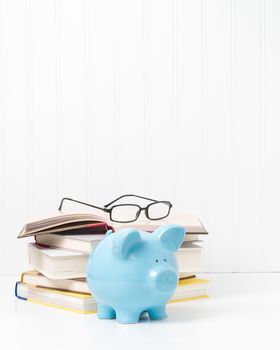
87 224 185 323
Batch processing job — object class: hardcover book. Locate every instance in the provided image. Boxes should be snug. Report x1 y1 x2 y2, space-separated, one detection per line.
28 243 88 279
15 278 208 313
18 213 112 238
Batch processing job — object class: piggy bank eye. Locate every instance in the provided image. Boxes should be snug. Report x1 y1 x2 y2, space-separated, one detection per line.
155 259 159 263
164 258 167 262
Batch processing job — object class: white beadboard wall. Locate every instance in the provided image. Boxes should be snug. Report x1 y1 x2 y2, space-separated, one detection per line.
1 0 280 274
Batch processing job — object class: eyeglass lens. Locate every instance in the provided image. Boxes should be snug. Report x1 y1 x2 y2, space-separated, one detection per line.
147 202 170 219
110 205 140 223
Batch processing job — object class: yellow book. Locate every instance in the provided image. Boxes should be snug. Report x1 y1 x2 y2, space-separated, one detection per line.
21 270 208 294
15 282 97 314
172 278 209 302
16 277 208 314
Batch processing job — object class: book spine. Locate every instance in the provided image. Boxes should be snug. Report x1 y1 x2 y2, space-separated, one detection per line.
105 223 115 232
34 236 51 247
20 272 25 283
15 282 27 301
87 222 115 232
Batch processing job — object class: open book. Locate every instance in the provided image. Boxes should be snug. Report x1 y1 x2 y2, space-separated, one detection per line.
18 213 112 238
114 214 208 234
18 212 207 238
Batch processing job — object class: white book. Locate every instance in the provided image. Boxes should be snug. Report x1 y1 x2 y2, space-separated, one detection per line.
28 239 202 280
35 232 200 254
177 242 203 273
28 243 88 279
35 234 104 254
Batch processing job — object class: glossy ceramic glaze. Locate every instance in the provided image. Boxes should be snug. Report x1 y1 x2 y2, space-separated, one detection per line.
87 224 185 323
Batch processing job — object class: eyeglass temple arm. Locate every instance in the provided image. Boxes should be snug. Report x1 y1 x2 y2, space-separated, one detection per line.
58 197 108 212
104 194 159 208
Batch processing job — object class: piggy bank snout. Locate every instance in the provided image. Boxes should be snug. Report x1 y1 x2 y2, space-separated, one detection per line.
154 269 178 293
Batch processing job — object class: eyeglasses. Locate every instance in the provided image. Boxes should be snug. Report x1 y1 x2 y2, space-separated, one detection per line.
58 194 172 223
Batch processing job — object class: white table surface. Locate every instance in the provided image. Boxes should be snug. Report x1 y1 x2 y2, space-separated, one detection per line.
1 273 280 350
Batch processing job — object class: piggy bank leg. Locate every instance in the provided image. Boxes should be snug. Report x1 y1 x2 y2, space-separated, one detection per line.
147 305 167 320
116 310 141 324
97 304 116 319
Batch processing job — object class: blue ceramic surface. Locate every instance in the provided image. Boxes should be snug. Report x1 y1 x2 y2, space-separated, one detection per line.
87 224 185 323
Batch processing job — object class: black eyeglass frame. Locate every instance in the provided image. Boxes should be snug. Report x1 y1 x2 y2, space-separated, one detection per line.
58 194 172 223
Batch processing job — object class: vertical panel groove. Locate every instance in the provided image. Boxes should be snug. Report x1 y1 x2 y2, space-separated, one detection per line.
0 0 5 274
231 0 237 271
84 0 90 201
201 0 207 221
113 0 120 197
54 0 61 203
172 0 177 205
262 0 280 271
143 0 149 195
25 0 31 219
259 0 265 271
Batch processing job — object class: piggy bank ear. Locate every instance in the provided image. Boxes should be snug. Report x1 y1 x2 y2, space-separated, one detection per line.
113 229 142 259
154 224 185 252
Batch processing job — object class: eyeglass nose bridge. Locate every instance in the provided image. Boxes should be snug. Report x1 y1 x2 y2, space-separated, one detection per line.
139 206 148 211
132 205 153 221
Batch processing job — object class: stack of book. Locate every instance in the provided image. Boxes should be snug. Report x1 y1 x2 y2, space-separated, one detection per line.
16 213 208 314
